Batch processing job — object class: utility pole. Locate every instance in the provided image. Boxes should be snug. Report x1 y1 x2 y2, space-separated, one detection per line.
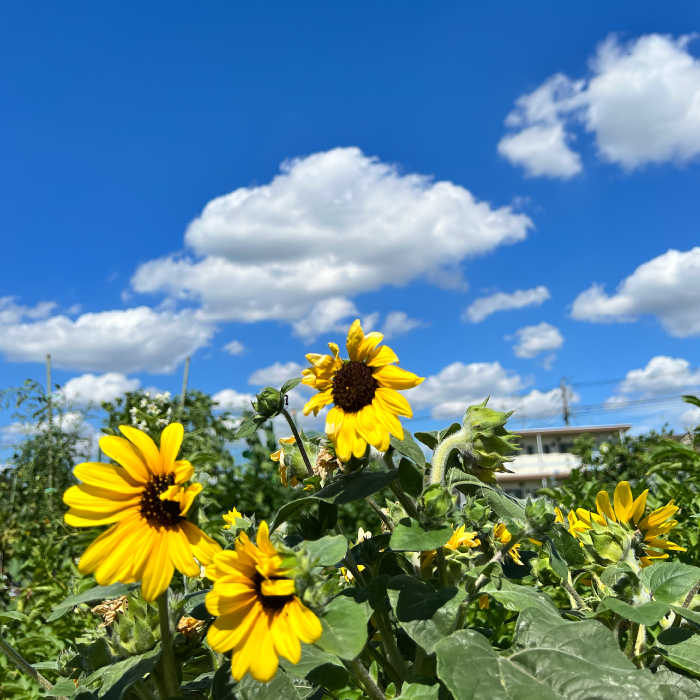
180 356 191 411
46 354 54 510
560 378 570 426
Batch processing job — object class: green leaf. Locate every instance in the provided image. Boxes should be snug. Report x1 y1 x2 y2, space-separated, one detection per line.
313 469 399 505
47 582 138 622
234 672 302 699
387 576 458 621
98 644 161 700
280 644 349 691
305 534 348 567
271 497 315 531
281 377 302 395
182 672 216 691
389 518 453 552
317 595 371 660
604 598 669 626
399 457 424 498
452 473 526 520
641 562 700 603
46 678 82 697
390 430 425 467
544 536 569 580
655 634 700 677
211 661 236 700
654 666 700 699
548 527 586 567
415 423 461 451
436 615 658 700
670 605 700 627
483 578 558 614
388 588 467 655
0 611 25 623
233 414 266 439
396 683 440 700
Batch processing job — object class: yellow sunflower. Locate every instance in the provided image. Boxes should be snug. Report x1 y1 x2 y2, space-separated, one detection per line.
64 423 222 602
206 522 322 683
223 508 244 530
494 523 523 565
422 524 481 569
564 481 685 566
302 319 424 463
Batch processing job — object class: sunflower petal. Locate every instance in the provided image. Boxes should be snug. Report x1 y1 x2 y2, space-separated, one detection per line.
335 414 356 463
303 389 333 417
74 462 142 491
261 579 296 597
173 460 194 484
356 404 386 449
596 491 617 522
78 522 127 574
613 481 634 524
272 607 302 663
208 600 260 653
160 423 184 472
286 599 322 643
325 407 344 440
181 520 223 565
372 397 404 439
356 332 384 362
367 345 399 368
372 364 424 389
375 387 413 418
346 319 364 362
631 489 649 525
119 426 163 476
99 436 150 483
141 532 175 602
169 527 200 577
246 611 280 683
639 502 679 531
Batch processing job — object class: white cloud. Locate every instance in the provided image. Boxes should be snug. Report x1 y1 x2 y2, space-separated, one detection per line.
571 247 700 337
608 356 700 401
410 360 576 421
680 405 700 428
212 389 256 411
0 296 56 324
63 373 140 407
0 303 214 373
512 322 564 359
500 34 700 177
292 298 360 341
248 361 305 387
381 311 427 338
223 340 245 355
131 147 532 324
464 286 551 323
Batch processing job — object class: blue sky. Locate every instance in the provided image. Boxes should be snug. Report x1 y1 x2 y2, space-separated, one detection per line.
1 1 700 440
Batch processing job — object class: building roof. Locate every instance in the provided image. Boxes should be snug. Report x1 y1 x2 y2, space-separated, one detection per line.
514 424 631 437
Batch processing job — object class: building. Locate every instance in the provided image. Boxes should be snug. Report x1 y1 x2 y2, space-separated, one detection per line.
497 424 631 499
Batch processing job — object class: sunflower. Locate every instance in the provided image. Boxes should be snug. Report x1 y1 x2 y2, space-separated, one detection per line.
64 423 222 602
563 481 685 566
302 319 424 463
272 436 300 487
223 508 244 530
422 524 481 569
494 523 523 565
206 522 322 683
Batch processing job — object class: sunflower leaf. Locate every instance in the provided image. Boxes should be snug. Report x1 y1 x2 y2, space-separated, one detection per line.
604 598 670 626
98 643 161 700
389 518 453 552
280 377 302 395
399 457 424 497
317 595 372 660
313 469 400 505
305 534 348 567
482 578 558 614
390 429 425 467
232 414 267 439
653 634 700 678
387 575 459 621
271 497 315 531
280 644 349 690
641 562 700 603
47 582 139 622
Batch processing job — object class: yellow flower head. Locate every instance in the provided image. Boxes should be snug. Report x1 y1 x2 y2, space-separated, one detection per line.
206 522 322 683
494 523 522 565
271 441 300 488
567 481 685 566
223 508 244 530
64 423 222 602
422 524 480 569
302 319 424 463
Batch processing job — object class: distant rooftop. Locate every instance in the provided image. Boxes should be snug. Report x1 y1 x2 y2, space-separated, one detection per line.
515 424 631 436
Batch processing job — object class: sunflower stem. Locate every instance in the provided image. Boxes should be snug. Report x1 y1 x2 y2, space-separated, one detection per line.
344 657 387 700
374 600 407 685
624 622 639 659
281 408 315 477
335 523 367 587
0 631 65 699
366 496 394 531
562 573 590 612
156 592 180 699
388 481 419 520
430 427 469 485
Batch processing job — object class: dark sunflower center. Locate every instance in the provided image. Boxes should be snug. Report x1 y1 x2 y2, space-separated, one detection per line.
332 361 377 413
253 572 295 610
140 474 182 527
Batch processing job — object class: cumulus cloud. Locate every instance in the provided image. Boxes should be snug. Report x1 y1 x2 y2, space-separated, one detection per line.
248 361 305 387
680 405 700 428
500 34 700 177
291 298 362 342
0 302 214 373
212 389 256 411
223 340 245 355
131 148 532 324
409 360 574 420
608 356 700 402
381 311 428 338
512 322 564 360
63 373 140 407
463 286 551 323
571 247 700 337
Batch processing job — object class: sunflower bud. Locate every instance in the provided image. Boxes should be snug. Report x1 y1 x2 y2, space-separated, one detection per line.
421 484 453 521
253 387 283 418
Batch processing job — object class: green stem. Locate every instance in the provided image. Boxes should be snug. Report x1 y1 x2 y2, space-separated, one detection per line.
562 573 590 612
0 632 64 698
388 482 419 520
436 547 448 589
132 680 159 700
430 428 469 485
281 408 314 477
374 601 407 686
344 658 387 700
156 592 180 698
366 496 394 531
624 622 639 659
335 523 366 588
366 643 402 690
